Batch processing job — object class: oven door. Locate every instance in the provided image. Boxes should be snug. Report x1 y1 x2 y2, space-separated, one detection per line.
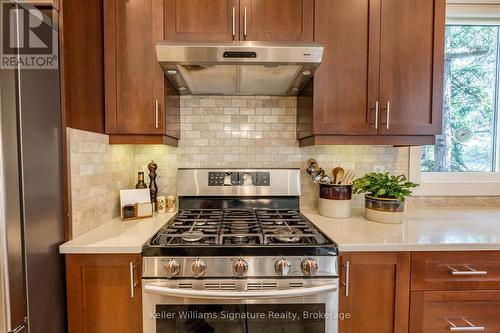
143 278 339 333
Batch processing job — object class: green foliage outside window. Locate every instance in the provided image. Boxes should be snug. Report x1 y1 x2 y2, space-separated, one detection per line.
422 25 499 172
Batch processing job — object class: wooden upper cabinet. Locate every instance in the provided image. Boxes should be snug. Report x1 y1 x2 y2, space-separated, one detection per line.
66 254 142 333
340 252 410 333
312 0 378 136
379 0 445 135
298 0 444 145
164 0 313 42
104 0 169 135
59 0 105 134
240 0 313 41
165 0 239 41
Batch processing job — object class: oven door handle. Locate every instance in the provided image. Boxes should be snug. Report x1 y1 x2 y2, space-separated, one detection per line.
144 283 338 299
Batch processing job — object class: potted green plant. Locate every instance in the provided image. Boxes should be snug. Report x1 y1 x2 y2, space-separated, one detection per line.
352 172 418 224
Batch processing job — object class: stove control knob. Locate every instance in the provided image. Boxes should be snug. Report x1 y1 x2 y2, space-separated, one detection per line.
274 258 292 276
232 258 249 277
301 258 319 276
163 259 181 278
191 259 207 277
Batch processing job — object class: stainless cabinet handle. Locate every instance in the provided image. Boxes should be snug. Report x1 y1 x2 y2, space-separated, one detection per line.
447 318 485 331
129 262 139 298
340 260 350 297
374 101 379 130
244 5 247 37
447 265 487 276
155 99 159 129
232 6 236 38
385 101 390 130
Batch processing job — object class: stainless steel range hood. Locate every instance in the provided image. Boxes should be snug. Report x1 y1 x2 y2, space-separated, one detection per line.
156 41 323 96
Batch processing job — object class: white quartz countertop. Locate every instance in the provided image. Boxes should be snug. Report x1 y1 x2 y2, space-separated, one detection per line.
59 213 176 254
303 208 500 252
60 208 500 254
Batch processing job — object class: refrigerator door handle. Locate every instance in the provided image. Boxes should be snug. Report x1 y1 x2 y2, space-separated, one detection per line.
8 321 27 333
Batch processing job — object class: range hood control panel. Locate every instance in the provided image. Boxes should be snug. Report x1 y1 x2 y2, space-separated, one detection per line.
208 171 270 187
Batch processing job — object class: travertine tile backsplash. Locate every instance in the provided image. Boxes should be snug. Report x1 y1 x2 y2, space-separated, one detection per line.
68 96 499 238
68 128 134 237
134 96 410 209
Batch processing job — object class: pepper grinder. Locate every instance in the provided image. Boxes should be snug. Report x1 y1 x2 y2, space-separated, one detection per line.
148 160 158 211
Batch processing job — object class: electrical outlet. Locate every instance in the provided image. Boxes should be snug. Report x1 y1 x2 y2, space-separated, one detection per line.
373 165 385 172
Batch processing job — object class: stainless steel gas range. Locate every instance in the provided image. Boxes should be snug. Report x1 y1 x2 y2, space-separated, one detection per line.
142 169 339 333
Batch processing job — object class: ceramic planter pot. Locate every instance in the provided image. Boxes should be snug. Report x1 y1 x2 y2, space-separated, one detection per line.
318 184 352 219
364 195 405 224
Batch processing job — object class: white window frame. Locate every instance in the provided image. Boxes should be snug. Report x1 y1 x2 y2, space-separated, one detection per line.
409 1 500 196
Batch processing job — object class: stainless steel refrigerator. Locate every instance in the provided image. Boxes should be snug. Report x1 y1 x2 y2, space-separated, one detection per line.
0 2 66 333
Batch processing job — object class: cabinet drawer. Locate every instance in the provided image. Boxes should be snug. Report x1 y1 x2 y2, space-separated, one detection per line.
412 252 500 290
410 290 500 333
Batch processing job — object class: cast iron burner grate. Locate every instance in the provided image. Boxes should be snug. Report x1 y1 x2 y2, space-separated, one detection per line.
150 209 328 247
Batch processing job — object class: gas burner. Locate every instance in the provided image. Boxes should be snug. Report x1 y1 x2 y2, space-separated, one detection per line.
271 223 304 243
150 209 223 246
180 222 206 242
219 210 263 245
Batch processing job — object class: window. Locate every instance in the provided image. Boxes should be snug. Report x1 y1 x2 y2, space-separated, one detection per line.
410 3 500 195
422 25 499 173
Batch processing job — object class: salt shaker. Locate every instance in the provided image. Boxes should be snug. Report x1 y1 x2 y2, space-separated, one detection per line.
166 195 176 213
157 196 166 214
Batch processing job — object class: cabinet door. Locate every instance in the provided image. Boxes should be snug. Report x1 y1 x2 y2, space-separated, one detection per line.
340 252 410 333
165 0 238 41
59 0 105 133
240 0 313 41
410 291 500 333
104 0 165 134
312 0 379 135
66 254 142 333
378 0 445 135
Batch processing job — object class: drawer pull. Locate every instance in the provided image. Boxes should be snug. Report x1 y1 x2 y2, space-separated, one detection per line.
447 265 487 276
447 318 484 331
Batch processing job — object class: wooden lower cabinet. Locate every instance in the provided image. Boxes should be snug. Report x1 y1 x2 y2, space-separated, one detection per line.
63 251 500 333
339 252 411 333
66 254 142 333
412 251 500 291
410 290 500 332
410 251 500 332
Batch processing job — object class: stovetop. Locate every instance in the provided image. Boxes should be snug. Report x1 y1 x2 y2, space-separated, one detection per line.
143 209 337 256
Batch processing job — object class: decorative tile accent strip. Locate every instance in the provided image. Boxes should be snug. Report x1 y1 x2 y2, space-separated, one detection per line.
407 196 500 208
